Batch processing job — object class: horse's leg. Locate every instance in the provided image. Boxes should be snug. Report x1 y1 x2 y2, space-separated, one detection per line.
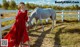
52 19 54 29
54 13 56 26
50 15 56 30
53 13 56 29
34 18 38 30
46 18 49 23
40 19 44 32
54 19 56 26
50 16 54 29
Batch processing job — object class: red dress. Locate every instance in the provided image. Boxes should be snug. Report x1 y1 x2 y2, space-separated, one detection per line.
4 10 29 47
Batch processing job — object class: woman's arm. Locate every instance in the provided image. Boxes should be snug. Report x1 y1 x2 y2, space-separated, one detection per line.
25 10 28 22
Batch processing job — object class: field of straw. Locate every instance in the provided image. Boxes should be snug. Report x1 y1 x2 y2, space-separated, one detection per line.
1 12 80 47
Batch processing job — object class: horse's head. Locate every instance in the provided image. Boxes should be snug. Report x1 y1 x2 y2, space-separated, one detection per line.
28 10 36 26
27 12 36 27
27 16 32 27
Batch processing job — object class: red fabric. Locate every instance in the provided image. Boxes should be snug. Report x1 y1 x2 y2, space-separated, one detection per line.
3 10 29 47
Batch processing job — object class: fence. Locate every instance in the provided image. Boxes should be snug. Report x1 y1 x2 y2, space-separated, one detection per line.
0 10 17 39
60 10 80 22
0 10 80 39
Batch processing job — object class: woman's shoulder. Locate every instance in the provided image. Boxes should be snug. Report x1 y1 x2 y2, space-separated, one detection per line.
17 10 22 14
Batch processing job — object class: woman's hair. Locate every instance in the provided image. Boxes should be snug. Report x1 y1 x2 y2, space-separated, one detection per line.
18 2 25 9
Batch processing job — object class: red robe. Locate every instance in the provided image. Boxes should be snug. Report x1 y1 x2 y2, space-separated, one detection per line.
4 10 29 47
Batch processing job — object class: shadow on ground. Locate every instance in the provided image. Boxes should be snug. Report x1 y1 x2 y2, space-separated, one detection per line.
30 27 52 47
62 28 80 34
2 20 80 47
54 26 66 47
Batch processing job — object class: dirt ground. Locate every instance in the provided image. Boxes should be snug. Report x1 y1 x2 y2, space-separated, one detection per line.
1 12 80 47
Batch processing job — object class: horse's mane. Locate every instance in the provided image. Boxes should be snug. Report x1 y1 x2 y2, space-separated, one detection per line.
35 7 42 10
35 7 52 10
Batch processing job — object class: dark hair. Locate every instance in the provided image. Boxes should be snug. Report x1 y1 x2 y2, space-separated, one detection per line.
20 2 25 5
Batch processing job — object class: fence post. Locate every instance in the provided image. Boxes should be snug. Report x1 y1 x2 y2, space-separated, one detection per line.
78 11 80 21
62 10 64 22
0 15 2 39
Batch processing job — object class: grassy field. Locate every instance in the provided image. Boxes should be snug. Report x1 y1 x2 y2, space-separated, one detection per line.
1 12 80 47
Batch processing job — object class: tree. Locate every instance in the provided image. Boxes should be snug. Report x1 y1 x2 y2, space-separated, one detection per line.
26 3 31 9
9 0 16 9
64 6 70 10
0 4 2 8
3 0 9 9
75 5 79 10
26 3 38 10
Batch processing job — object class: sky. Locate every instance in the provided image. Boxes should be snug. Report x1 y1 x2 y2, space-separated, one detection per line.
0 0 80 6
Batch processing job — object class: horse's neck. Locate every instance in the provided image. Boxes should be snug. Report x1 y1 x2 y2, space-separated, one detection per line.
29 14 34 23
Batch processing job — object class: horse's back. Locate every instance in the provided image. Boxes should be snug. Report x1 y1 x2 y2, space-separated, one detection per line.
35 8 55 14
36 8 51 19
33 8 56 19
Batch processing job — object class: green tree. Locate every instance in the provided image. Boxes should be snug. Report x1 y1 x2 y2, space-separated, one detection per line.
26 3 31 9
9 0 16 10
0 4 2 8
75 5 79 10
64 6 70 10
3 0 9 9
26 3 38 10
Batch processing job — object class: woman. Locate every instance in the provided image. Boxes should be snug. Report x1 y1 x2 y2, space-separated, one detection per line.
4 2 30 47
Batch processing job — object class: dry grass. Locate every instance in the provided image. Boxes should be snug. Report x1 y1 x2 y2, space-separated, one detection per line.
2 12 16 18
1 12 80 47
28 20 80 47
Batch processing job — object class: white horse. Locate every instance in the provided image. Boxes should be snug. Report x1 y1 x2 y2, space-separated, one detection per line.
28 8 56 31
